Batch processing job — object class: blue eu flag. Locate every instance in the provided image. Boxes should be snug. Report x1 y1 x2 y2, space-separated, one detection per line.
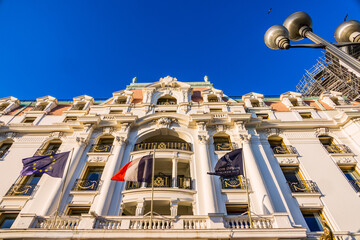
20 152 70 178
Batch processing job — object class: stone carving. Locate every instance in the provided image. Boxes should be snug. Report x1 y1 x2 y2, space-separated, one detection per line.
278 158 299 165
132 77 137 83
102 127 114 134
197 122 207 132
76 137 88 145
159 76 177 88
115 136 127 145
198 134 209 144
216 125 228 132
156 117 178 129
315 127 330 137
88 156 108 163
49 131 64 139
204 75 209 82
265 128 283 136
5 132 17 139
240 134 251 143
336 157 355 164
235 121 245 131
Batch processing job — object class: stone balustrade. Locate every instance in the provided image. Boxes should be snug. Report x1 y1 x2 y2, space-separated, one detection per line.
35 216 80 230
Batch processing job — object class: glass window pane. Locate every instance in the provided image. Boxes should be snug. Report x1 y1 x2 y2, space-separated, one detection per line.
303 213 323 232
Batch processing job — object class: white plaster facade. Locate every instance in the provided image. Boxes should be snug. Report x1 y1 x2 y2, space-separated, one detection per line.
0 76 359 239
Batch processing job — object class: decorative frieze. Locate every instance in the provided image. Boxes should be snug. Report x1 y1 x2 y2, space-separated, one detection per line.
87 155 109 163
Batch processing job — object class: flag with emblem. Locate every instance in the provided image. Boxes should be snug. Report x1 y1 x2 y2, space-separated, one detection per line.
20 151 70 178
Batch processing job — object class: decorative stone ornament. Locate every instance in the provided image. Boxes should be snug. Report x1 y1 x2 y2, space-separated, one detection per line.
155 117 178 129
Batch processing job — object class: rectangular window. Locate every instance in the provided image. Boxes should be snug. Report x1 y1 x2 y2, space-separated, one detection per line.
340 167 360 192
0 143 12 158
302 211 325 232
256 113 269 119
210 108 222 112
43 142 61 155
67 206 90 216
22 117 36 124
109 110 123 114
300 113 312 119
0 213 18 229
64 116 77 123
72 166 104 191
226 204 248 215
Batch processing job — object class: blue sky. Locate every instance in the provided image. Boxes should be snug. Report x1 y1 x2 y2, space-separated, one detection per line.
1 0 360 100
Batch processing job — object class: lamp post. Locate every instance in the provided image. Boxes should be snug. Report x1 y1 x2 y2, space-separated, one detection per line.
264 12 360 73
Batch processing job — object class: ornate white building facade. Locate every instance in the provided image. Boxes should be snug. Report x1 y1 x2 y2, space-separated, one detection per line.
0 76 360 239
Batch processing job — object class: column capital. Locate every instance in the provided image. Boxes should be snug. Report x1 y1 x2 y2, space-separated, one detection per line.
115 136 128 146
198 134 209 144
76 136 89 146
240 134 251 144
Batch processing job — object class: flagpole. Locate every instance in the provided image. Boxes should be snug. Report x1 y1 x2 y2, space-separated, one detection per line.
53 148 74 225
150 146 155 229
242 147 254 228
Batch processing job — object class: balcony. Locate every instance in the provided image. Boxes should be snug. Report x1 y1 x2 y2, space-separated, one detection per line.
272 145 297 155
6 183 37 196
89 144 113 153
323 144 352 154
125 176 192 190
71 179 102 191
133 142 191 152
348 180 360 192
214 142 233 151
221 176 246 190
287 180 320 193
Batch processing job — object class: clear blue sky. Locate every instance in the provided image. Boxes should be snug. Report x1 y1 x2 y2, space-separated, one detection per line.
1 0 360 100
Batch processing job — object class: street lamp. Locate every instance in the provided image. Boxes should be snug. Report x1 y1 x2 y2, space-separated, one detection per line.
265 12 360 73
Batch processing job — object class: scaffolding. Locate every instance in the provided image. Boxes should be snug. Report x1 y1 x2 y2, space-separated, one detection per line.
296 46 360 101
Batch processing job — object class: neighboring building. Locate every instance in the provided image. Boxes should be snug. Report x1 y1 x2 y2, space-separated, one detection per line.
0 76 360 239
297 46 360 101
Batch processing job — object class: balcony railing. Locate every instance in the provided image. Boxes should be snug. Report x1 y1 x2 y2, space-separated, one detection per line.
349 180 360 192
6 183 37 196
272 145 297 155
287 180 320 193
178 177 192 189
157 100 177 105
33 148 59 156
221 176 246 190
125 176 192 190
89 144 113 153
323 144 352 154
133 142 191 152
71 179 102 191
214 142 233 151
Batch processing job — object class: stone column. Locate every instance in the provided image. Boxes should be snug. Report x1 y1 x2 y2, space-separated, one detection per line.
135 200 145 216
195 128 217 214
93 136 127 215
37 136 89 216
172 158 178 188
241 134 275 215
170 199 178 217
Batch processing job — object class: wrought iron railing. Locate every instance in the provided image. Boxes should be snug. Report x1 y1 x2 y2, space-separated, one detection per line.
126 182 142 190
133 142 191 151
178 177 192 189
89 144 113 153
71 179 102 191
287 180 320 193
157 100 177 105
6 183 37 196
349 180 360 192
214 142 233 151
323 144 352 154
33 148 59 156
221 176 246 190
148 175 171 188
272 145 297 155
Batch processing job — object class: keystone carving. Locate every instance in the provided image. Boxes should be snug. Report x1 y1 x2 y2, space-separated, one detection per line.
315 127 330 137
265 128 283 136
155 117 178 129
49 131 64 139
102 127 114 134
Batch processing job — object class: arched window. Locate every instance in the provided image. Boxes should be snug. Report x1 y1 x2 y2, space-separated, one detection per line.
213 133 232 151
0 140 13 158
90 136 114 152
157 95 177 105
35 139 62 156
268 136 292 154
